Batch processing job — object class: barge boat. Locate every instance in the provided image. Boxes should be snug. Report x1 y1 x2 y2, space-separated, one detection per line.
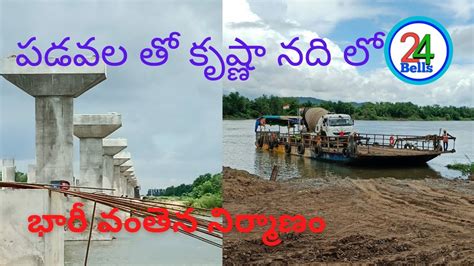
255 115 456 165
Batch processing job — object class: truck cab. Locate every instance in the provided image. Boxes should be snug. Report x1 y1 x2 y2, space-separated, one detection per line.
315 114 354 136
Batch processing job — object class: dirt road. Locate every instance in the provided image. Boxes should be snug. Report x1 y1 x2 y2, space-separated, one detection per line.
223 167 474 264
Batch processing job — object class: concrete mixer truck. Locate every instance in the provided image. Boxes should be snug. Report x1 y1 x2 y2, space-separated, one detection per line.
300 107 354 136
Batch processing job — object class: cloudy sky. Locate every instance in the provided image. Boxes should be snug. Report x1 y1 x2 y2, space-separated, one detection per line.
0 0 222 191
223 0 474 107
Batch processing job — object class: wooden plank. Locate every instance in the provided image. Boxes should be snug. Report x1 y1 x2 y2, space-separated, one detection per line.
270 165 279 181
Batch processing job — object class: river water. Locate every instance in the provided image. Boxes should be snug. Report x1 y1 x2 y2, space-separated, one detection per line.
224 120 474 180
65 230 221 265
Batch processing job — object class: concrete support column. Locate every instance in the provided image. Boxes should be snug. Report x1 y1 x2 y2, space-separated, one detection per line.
1 159 15 182
74 114 121 189
120 162 133 196
112 165 122 196
36 97 74 184
122 177 127 196
119 170 130 196
126 179 131 197
0 189 64 265
113 151 130 196
132 178 140 198
124 171 134 197
103 139 127 194
3 166 16 182
128 178 134 197
79 138 103 188
1 57 106 265
124 176 130 197
103 156 114 191
45 192 64 265
28 164 36 183
1 57 107 186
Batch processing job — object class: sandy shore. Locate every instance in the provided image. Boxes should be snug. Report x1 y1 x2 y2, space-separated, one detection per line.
223 167 474 264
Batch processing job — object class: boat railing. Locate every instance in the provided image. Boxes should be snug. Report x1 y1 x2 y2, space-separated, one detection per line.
355 133 452 152
257 130 454 153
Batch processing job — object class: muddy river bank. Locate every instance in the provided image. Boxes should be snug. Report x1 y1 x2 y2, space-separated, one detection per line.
223 167 474 264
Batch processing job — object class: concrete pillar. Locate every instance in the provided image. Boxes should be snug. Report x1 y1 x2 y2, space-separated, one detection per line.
126 179 132 197
123 171 134 197
102 139 127 194
0 57 106 184
113 151 130 196
36 97 74 184
119 165 132 196
45 191 64 264
112 164 122 196
1 58 106 264
119 162 133 196
3 166 16 182
73 114 121 189
128 177 135 197
132 178 139 198
28 164 36 183
1 159 15 182
127 178 133 197
0 189 64 265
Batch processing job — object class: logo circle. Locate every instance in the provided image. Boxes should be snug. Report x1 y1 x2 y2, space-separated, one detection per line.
384 16 453 85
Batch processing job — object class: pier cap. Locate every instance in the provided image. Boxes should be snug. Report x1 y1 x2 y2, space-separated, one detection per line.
0 56 106 97
120 165 132 172
120 161 133 172
74 113 122 138
124 167 134 175
103 138 127 156
113 151 130 166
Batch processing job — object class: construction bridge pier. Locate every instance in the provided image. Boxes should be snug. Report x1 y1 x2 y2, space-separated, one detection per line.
0 57 144 265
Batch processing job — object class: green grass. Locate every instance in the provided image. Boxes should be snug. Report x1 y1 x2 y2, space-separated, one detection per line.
446 163 474 175
184 194 222 209
144 194 222 209
145 173 222 209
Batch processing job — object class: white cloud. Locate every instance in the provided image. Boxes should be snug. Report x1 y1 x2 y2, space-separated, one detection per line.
223 0 474 107
224 0 260 24
432 0 474 21
245 0 391 35
450 24 474 63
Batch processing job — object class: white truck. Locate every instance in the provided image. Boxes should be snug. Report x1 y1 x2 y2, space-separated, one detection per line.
301 107 354 136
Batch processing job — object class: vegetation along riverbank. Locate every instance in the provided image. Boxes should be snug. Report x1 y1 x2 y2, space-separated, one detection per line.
447 162 474 179
144 173 222 209
223 92 474 121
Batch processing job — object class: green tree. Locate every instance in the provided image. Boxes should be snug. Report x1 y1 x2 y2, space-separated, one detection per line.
223 94 474 121
15 171 28 182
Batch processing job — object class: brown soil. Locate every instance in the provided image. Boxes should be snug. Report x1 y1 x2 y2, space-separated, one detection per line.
223 167 474 265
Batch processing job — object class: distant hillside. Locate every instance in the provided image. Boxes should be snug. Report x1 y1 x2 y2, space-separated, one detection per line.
296 97 364 107
223 92 474 121
296 97 324 105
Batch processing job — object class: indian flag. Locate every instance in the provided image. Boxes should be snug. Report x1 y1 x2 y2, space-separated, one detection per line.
283 104 290 110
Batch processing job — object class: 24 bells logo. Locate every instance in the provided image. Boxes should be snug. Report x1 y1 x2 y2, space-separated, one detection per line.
385 17 453 85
